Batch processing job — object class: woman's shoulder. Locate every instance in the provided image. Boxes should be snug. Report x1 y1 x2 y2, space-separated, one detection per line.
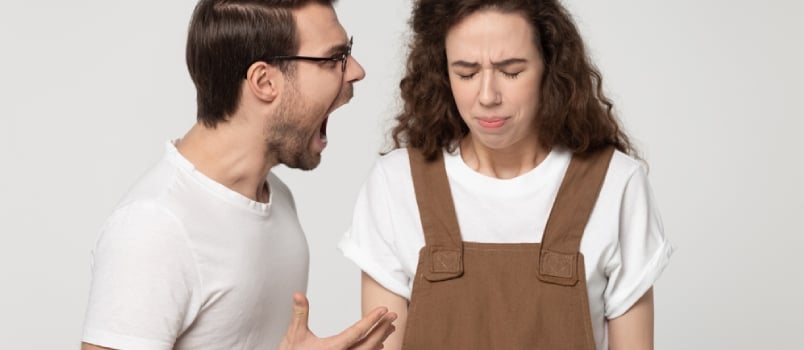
593 149 653 199
365 148 415 187
379 147 411 161
375 148 412 171
607 149 646 181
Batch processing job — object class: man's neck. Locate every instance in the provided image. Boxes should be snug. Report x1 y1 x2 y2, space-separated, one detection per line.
177 121 276 203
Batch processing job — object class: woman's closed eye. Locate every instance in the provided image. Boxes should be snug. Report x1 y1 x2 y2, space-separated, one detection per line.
454 69 523 80
457 71 478 80
501 70 521 79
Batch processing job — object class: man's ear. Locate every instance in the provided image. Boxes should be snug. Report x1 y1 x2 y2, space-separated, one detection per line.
245 62 283 103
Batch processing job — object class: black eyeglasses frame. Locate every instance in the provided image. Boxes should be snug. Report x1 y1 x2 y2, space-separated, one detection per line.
255 36 353 75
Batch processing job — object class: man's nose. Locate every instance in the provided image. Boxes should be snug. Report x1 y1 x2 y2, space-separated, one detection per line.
345 55 366 83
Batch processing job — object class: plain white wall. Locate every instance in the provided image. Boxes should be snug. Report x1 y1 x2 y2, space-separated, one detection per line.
1 0 801 348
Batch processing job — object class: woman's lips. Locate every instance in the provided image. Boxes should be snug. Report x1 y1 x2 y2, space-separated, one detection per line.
476 117 508 129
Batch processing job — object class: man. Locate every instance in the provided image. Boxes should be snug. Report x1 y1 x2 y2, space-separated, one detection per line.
81 0 396 349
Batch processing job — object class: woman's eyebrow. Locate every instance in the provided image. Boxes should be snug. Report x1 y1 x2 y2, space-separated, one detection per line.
491 58 527 68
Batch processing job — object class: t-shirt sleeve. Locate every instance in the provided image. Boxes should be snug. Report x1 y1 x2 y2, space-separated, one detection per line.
603 166 673 319
339 161 413 299
82 201 201 350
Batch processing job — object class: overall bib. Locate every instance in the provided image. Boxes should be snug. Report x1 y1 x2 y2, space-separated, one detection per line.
401 146 614 350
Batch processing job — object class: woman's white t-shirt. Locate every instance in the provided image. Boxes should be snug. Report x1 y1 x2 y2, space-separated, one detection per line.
340 147 673 350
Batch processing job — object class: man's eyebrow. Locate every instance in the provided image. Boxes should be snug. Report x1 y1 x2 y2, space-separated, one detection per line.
450 58 528 68
324 41 350 56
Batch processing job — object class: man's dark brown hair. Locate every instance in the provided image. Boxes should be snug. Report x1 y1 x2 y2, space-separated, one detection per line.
186 0 334 128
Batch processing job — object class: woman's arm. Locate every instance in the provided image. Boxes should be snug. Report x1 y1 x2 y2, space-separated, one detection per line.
608 287 655 350
361 272 408 350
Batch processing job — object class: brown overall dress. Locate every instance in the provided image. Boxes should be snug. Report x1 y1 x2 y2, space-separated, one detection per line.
401 146 615 350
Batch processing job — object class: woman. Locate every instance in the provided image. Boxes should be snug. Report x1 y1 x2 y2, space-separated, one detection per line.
339 0 672 348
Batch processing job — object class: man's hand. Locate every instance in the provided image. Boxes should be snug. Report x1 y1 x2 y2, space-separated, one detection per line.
278 293 397 350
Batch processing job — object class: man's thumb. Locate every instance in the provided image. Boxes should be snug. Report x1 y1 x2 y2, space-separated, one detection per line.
290 292 310 331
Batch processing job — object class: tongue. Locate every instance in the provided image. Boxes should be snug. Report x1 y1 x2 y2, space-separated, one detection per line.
320 117 329 143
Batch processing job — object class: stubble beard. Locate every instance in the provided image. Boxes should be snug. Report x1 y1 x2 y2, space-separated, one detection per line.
265 84 322 171
264 79 353 171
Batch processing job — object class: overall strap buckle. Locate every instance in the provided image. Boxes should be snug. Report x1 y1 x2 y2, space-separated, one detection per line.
423 246 464 282
537 249 579 286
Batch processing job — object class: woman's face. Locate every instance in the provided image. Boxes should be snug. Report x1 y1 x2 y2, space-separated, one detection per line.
445 10 545 152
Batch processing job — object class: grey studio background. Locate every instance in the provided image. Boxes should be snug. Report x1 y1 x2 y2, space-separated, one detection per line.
1 0 802 348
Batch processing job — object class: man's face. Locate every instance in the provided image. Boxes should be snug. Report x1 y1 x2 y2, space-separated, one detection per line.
266 3 365 170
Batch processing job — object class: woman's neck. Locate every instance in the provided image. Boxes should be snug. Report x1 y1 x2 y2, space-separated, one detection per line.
459 134 550 179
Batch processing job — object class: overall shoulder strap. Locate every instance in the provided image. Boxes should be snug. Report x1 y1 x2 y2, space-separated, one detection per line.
538 146 616 285
408 148 464 281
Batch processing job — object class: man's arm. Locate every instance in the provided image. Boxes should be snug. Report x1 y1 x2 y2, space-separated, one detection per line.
82 293 396 350
608 287 655 350
82 203 198 349
278 292 397 350
361 272 408 350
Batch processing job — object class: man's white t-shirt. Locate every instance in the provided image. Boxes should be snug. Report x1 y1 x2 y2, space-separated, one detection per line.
339 147 673 350
83 141 309 350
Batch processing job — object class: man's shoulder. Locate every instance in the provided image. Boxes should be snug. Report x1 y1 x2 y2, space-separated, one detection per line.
100 151 189 242
100 199 185 242
115 153 182 207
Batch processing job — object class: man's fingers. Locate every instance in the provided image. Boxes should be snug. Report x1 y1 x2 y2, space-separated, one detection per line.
278 293 313 350
290 292 310 332
330 307 393 348
349 313 398 350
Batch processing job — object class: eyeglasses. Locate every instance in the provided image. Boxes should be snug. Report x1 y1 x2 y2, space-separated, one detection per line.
260 36 353 73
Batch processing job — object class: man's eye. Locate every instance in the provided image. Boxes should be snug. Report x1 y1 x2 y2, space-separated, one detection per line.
321 58 339 68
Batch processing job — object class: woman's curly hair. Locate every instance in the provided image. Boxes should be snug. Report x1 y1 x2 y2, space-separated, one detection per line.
391 0 635 160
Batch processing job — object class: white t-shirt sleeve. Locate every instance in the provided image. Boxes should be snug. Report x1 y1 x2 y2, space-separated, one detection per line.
339 162 412 299
83 201 201 350
603 166 673 319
